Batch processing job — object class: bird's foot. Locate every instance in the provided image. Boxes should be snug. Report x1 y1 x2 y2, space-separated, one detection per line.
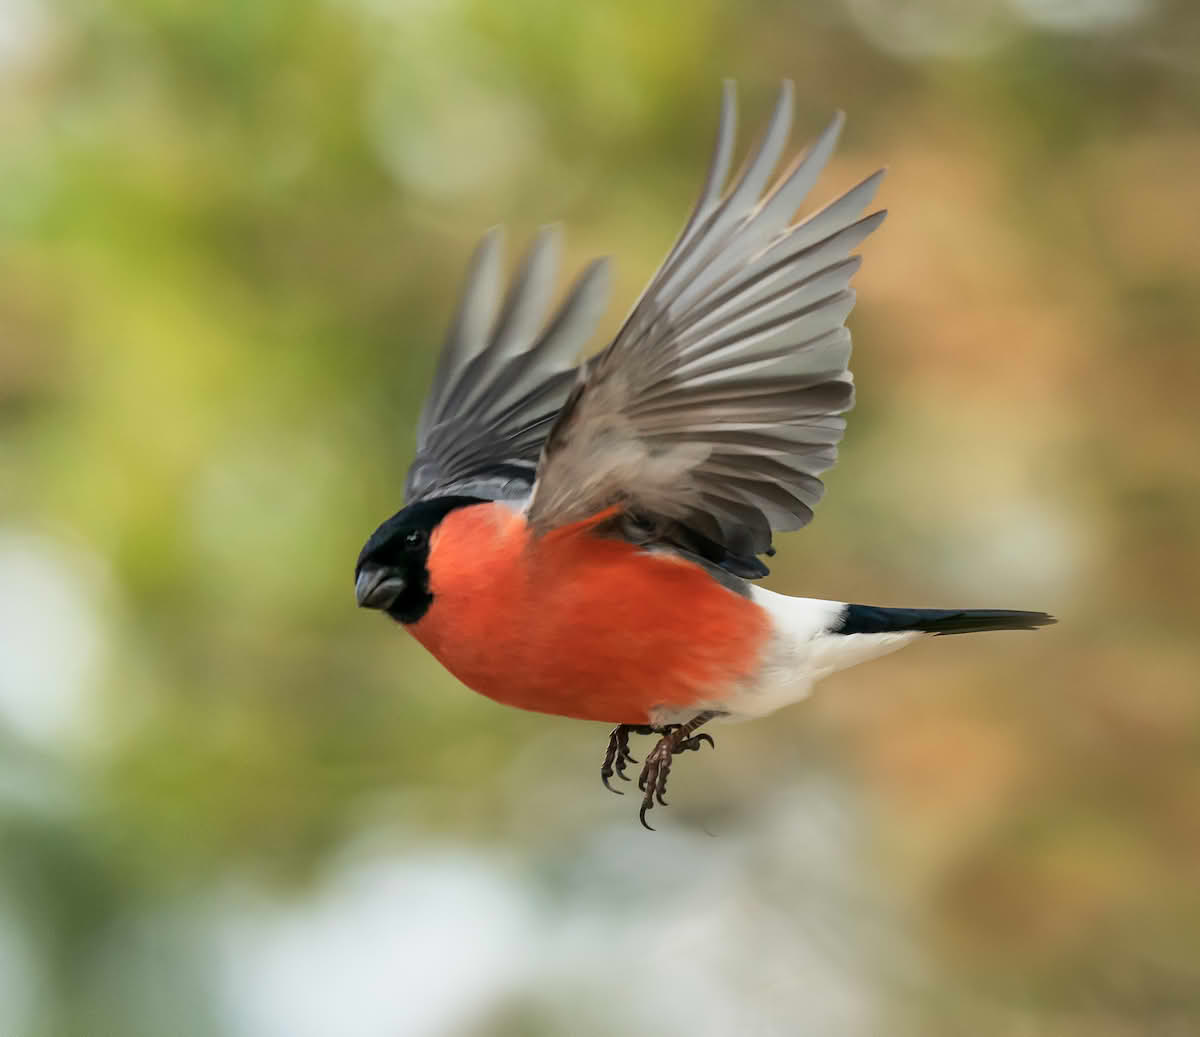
600 723 653 793
598 711 720 828
636 726 715 830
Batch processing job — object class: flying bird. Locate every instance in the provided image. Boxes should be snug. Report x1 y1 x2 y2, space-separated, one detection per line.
355 81 1054 829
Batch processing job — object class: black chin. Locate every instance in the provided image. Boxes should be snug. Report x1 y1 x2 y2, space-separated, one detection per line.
384 585 432 625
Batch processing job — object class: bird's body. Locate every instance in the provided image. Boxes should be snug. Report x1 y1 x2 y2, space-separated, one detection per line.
406 497 938 726
408 500 769 724
354 81 1054 825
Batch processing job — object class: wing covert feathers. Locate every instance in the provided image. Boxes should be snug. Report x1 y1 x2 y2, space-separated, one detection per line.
528 81 885 562
406 228 610 503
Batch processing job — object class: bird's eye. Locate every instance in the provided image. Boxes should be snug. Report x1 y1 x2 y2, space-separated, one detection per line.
404 529 426 550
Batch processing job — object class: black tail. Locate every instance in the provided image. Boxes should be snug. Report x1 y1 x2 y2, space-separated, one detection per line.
835 605 1056 636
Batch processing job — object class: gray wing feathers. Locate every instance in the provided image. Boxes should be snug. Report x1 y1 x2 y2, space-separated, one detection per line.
655 81 739 286
418 229 504 442
529 81 884 558
405 228 610 503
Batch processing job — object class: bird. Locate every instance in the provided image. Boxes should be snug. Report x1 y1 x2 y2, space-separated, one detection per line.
354 81 1055 829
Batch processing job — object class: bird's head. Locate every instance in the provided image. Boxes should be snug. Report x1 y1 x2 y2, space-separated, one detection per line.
354 496 484 623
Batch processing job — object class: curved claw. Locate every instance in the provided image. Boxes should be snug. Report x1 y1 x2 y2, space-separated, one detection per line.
639 802 656 831
602 725 641 795
692 733 715 751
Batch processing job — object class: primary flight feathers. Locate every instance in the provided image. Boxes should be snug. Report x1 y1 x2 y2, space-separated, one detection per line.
406 227 611 504
407 80 886 567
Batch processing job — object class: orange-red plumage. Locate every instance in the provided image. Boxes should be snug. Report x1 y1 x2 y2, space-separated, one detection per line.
408 502 770 724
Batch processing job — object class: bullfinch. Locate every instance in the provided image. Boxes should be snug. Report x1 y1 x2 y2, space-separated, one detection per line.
355 82 1054 828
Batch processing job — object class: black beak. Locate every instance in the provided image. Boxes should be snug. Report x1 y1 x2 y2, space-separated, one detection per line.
355 566 406 609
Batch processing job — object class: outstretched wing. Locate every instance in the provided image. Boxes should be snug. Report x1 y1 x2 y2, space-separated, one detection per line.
527 81 885 570
405 227 610 504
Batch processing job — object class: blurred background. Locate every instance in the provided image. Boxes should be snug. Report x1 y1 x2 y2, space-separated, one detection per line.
2 0 1199 1033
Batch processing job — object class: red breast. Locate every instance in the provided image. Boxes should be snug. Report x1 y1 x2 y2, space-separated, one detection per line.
407 501 771 724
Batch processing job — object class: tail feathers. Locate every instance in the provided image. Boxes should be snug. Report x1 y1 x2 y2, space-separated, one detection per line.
835 605 1055 636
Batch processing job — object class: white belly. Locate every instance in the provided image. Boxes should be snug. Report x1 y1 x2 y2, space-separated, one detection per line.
717 585 923 719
